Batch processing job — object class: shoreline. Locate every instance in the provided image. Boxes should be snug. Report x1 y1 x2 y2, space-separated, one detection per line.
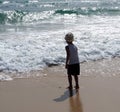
1 57 120 81
0 58 120 112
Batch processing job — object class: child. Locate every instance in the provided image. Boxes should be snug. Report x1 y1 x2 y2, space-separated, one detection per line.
65 32 80 89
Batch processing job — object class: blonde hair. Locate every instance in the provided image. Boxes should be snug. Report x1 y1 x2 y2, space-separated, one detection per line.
65 32 74 42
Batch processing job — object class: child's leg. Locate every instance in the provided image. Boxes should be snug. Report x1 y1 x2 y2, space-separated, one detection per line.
68 75 73 88
74 75 79 89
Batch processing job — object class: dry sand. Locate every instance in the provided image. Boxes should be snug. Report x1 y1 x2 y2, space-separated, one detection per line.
0 58 120 112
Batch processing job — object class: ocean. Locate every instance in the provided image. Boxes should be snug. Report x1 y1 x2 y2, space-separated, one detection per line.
0 0 120 80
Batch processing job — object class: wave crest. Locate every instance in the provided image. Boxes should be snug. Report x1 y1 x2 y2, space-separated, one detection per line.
0 7 120 24
55 7 120 15
0 10 54 24
0 10 27 24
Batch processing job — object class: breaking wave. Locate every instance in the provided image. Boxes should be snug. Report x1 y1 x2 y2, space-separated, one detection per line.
0 7 120 24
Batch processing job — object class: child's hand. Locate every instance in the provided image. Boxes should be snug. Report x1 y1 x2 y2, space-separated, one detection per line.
65 64 68 69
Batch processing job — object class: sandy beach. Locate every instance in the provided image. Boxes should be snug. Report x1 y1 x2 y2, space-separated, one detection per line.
0 0 120 112
0 58 120 112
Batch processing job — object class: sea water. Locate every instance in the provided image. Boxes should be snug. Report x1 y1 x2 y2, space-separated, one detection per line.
0 0 120 80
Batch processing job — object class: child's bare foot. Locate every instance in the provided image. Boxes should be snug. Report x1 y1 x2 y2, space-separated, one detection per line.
74 85 79 89
66 86 73 89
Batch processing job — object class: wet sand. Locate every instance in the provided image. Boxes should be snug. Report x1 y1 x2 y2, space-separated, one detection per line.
0 58 120 112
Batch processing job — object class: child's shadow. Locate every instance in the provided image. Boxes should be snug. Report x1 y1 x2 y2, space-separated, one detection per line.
53 89 77 102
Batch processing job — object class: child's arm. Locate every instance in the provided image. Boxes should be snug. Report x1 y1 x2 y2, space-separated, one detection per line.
65 46 70 69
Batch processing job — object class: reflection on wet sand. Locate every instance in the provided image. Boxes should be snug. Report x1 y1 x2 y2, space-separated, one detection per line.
54 89 83 112
69 89 83 112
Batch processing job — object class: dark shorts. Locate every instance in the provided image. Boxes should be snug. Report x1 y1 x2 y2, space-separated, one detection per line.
67 63 80 75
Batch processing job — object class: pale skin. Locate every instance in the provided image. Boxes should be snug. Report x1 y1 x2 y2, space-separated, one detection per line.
65 41 79 89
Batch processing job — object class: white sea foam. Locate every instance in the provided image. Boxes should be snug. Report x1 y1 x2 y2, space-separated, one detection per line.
0 15 120 74
0 74 13 81
3 1 10 4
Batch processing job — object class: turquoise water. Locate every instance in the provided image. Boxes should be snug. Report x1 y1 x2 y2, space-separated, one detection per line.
0 0 120 80
0 0 120 24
